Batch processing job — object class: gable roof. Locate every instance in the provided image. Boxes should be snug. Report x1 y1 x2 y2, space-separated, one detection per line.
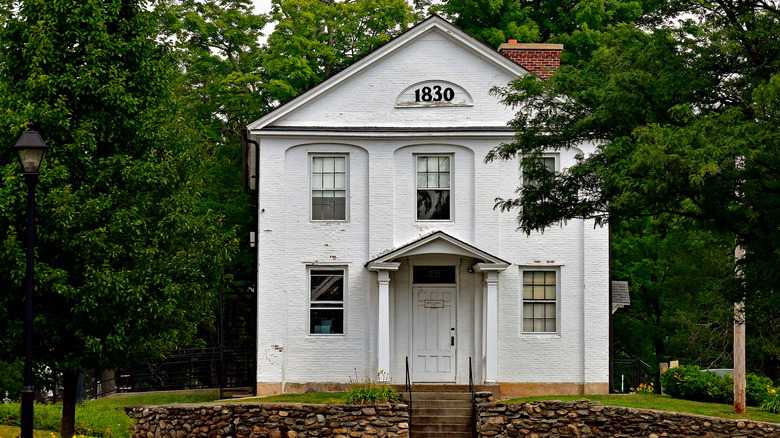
247 15 528 132
366 230 510 267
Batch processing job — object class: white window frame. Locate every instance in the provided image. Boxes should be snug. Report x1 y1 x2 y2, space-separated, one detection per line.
414 154 453 222
520 268 560 335
310 154 349 222
307 266 347 336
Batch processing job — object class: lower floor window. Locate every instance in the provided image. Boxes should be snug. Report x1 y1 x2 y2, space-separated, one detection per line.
522 270 557 333
310 269 344 334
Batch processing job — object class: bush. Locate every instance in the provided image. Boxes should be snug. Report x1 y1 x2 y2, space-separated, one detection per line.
660 366 732 404
345 381 401 405
661 366 777 407
760 388 780 414
746 373 774 407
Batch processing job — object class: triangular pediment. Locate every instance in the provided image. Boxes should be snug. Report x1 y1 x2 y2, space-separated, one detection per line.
247 15 527 132
366 231 509 267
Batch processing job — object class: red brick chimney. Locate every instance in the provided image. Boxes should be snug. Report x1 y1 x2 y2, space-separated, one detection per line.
497 41 563 80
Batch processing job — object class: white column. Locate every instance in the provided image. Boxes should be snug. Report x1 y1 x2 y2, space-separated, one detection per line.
484 271 499 383
474 263 508 384
368 262 400 383
377 270 391 382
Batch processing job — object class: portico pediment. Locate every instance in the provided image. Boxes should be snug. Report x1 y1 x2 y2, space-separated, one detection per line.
366 231 509 269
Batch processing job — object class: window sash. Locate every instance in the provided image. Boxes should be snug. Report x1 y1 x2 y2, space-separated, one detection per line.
309 269 345 335
416 155 451 220
522 270 557 333
311 156 347 221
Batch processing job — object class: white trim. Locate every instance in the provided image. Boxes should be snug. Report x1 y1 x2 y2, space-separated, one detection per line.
246 16 527 131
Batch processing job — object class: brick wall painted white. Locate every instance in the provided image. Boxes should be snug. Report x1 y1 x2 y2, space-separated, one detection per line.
252 28 609 391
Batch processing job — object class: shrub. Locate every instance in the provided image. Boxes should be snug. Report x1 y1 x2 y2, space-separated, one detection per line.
760 388 780 414
346 380 401 405
661 366 776 407
746 373 774 407
660 366 732 404
0 360 23 400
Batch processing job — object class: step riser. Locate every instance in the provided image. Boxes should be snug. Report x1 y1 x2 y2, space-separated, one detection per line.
404 392 472 401
411 423 472 433
412 407 471 416
414 416 471 424
412 433 472 438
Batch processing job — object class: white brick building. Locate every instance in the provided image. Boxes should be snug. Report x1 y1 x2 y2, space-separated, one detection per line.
244 16 609 397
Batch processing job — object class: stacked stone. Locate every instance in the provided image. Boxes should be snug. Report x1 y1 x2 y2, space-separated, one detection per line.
476 400 779 437
125 402 409 438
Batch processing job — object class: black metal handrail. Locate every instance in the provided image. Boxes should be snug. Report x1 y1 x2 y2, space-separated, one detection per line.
470 357 476 438
405 357 412 432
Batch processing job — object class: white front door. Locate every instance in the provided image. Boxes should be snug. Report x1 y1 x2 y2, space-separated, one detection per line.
412 286 456 382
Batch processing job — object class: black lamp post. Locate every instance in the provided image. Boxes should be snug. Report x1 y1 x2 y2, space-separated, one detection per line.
12 123 48 438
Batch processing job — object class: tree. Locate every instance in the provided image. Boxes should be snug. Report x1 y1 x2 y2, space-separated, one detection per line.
0 1 237 436
263 0 419 103
435 0 648 63
486 0 780 407
488 0 780 303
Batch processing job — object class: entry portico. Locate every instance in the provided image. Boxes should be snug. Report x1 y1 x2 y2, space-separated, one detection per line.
367 231 509 385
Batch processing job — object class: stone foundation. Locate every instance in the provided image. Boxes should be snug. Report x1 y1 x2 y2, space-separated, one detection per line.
125 402 409 438
477 399 780 437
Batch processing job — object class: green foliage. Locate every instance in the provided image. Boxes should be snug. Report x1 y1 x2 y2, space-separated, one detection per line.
760 388 780 414
346 380 401 405
660 366 732 404
263 0 418 103
661 367 776 407
746 374 775 407
0 359 23 400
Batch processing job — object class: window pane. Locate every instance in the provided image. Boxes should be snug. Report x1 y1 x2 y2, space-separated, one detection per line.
417 157 427 172
523 272 533 284
413 266 456 284
313 157 322 172
533 287 545 300
334 174 345 190
323 173 334 189
439 172 450 188
417 174 427 188
523 319 534 332
334 157 345 172
545 285 556 300
439 157 450 172
542 157 555 171
428 173 438 187
523 285 533 300
323 157 335 172
545 318 556 332
545 272 556 284
523 305 533 318
545 303 556 318
533 273 544 285
312 174 323 189
311 309 344 334
311 271 344 301
417 190 450 220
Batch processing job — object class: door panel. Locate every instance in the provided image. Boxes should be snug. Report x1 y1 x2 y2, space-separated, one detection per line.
413 286 456 382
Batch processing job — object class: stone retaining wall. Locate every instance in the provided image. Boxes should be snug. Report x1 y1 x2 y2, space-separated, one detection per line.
124 402 409 438
476 398 779 438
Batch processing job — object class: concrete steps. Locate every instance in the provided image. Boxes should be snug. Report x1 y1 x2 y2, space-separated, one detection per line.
402 390 475 438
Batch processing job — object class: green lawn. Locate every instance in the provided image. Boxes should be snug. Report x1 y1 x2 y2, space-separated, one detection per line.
226 392 349 404
0 424 57 438
504 393 780 423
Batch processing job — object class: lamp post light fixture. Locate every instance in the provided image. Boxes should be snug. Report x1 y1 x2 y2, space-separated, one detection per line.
12 123 48 438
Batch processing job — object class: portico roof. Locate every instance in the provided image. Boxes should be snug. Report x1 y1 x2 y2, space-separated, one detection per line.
365 231 510 269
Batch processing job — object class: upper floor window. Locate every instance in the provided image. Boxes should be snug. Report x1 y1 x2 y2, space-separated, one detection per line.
416 155 451 220
312 156 347 221
522 155 556 189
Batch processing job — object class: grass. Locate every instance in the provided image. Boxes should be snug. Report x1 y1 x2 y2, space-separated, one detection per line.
504 393 780 423
0 390 223 438
0 424 58 438
226 392 349 404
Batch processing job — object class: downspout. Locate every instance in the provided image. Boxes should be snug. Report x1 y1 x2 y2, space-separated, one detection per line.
242 127 260 396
